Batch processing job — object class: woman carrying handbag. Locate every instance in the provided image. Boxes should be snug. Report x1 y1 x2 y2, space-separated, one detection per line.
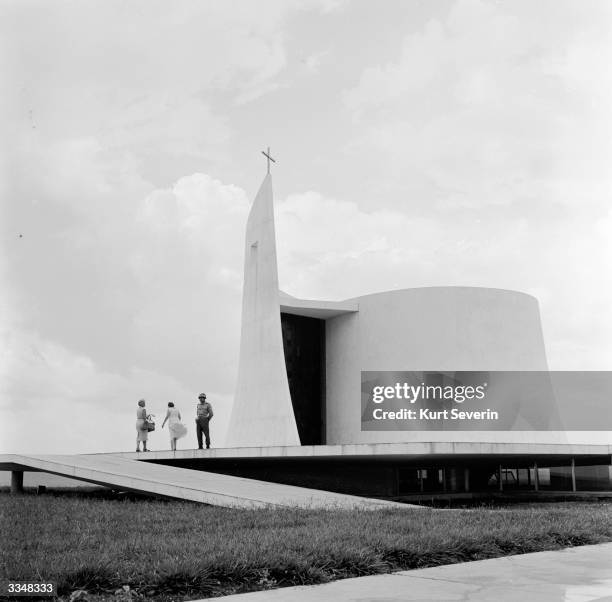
135 398 150 452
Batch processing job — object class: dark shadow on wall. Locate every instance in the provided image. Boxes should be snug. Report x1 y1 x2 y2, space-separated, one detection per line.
281 313 325 445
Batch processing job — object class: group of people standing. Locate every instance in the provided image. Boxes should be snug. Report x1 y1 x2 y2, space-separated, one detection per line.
135 393 214 452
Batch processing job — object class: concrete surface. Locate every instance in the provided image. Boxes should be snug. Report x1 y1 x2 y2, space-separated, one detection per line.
325 287 561 446
227 172 300 448
0 453 415 509
104 440 612 464
279 290 359 319
197 543 612 601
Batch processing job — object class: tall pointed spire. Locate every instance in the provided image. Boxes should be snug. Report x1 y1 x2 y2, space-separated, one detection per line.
226 173 300 447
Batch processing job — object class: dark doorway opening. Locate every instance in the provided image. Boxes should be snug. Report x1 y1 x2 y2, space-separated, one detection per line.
281 313 325 445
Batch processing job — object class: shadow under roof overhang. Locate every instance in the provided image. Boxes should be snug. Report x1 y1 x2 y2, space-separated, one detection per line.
89 442 612 470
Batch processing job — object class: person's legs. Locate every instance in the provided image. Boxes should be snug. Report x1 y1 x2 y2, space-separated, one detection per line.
196 420 203 449
203 419 210 448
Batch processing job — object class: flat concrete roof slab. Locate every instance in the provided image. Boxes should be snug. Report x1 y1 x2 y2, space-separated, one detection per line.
106 441 612 465
279 291 359 319
196 542 612 601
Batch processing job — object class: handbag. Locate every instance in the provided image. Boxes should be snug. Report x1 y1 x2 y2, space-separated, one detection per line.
145 414 156 432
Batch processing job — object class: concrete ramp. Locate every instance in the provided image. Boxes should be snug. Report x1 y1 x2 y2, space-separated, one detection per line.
0 453 414 509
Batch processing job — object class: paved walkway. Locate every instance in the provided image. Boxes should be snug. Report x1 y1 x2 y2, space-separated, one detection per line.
198 543 612 601
0 453 415 510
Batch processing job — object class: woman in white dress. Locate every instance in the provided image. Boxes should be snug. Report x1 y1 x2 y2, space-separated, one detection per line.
161 402 187 451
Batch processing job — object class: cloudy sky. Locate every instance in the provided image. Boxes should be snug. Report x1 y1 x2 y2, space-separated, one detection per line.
2 0 611 454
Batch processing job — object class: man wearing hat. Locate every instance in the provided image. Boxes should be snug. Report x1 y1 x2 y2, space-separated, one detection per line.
195 393 214 449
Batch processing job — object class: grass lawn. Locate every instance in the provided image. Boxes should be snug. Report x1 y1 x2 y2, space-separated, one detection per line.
2 493 612 600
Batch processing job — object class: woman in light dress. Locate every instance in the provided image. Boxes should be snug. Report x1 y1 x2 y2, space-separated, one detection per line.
161 402 187 451
135 399 149 452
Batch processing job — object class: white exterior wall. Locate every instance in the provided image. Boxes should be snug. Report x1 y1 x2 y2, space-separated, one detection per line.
226 175 300 447
325 286 568 445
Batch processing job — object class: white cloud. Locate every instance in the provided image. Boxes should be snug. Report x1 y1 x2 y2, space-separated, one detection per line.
343 0 612 211
302 51 330 74
2 1 320 188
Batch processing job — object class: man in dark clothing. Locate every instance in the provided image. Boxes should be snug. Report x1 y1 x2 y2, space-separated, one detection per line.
195 393 213 449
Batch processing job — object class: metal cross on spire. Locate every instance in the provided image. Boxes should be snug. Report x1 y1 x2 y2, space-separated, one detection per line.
261 147 276 174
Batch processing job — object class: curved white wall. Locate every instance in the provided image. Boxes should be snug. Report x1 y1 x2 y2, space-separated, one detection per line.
325 286 567 445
